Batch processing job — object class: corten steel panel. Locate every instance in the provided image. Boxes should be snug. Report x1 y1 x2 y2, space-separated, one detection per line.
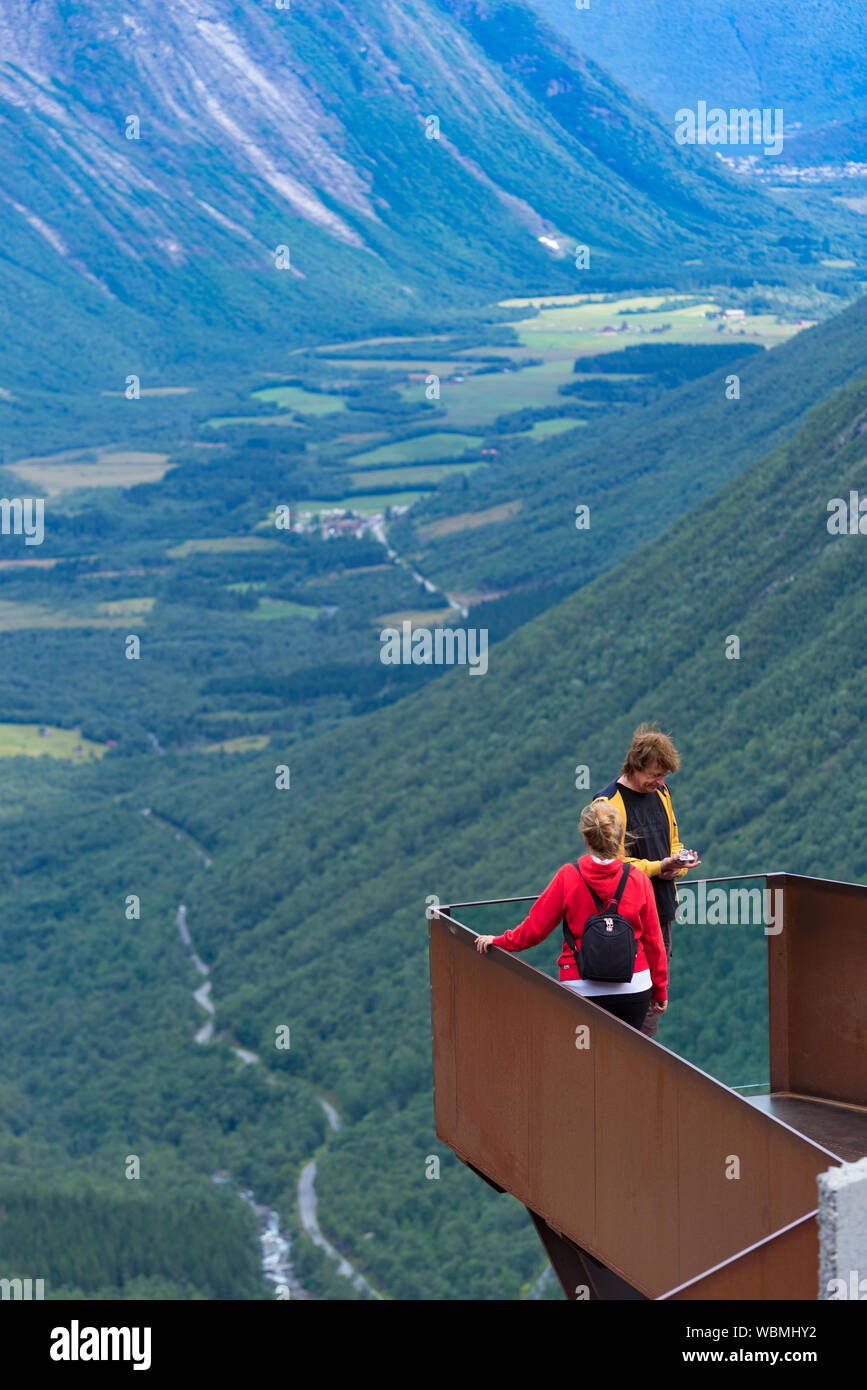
765 1138 833 1237
594 1017 680 1292
527 975 596 1242
659 1213 819 1301
766 873 791 1093
452 920 532 1194
429 914 457 1141
676 1082 828 1270
677 1075 773 1275
768 875 867 1107
431 914 842 1298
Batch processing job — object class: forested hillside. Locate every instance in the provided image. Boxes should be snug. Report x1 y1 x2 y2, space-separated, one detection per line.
2 350 866 1297
532 0 867 135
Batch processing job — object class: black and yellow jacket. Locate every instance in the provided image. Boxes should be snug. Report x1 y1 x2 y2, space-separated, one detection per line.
593 778 689 882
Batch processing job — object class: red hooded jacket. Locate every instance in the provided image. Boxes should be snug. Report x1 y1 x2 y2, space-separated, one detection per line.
491 855 668 1002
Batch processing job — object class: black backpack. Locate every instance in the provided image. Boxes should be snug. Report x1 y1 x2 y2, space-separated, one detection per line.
562 863 638 983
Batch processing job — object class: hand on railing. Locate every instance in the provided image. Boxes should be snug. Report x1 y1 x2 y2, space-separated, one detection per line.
475 935 495 953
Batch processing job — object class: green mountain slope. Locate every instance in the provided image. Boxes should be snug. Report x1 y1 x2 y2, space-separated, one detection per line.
2 337 867 1297
531 0 867 138
392 292 867 596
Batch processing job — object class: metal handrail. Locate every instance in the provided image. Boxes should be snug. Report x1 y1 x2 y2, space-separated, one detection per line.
443 871 774 916
442 869 867 917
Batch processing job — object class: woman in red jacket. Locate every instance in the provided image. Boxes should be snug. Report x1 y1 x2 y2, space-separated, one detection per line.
476 801 668 1030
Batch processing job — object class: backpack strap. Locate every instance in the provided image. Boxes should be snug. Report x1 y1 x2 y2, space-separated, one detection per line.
609 862 631 909
561 915 581 974
575 866 605 914
576 861 631 912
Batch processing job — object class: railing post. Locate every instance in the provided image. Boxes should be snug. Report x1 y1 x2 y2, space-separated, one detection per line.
766 872 791 1094
766 872 867 1107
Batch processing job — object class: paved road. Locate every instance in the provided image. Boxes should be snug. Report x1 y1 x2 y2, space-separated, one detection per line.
371 519 469 619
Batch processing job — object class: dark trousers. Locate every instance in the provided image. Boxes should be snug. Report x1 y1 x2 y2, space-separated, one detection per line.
592 987 652 1030
639 919 672 1038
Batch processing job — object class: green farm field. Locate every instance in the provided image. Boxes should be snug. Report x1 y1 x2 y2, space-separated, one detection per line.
0 722 105 760
398 359 593 426
204 415 307 430
200 292 807 466
251 384 346 414
349 433 484 466
520 417 588 440
9 449 173 495
0 599 145 631
306 333 454 354
529 296 790 344
297 492 424 514
349 463 484 488
250 598 319 621
167 537 284 558
491 293 802 360
319 358 482 376
198 734 271 754
391 294 804 425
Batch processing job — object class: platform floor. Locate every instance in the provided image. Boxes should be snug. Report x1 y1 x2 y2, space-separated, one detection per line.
746 1092 867 1162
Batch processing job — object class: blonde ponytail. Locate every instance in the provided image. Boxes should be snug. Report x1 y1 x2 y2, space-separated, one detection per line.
579 801 625 859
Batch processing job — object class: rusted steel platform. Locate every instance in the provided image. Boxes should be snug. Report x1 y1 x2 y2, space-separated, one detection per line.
745 1093 867 1163
430 872 866 1300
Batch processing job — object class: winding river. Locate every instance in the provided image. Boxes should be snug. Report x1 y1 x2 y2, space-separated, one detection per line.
175 898 379 1299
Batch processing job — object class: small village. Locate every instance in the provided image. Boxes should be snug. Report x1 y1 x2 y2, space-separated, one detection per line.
718 152 867 183
290 501 410 540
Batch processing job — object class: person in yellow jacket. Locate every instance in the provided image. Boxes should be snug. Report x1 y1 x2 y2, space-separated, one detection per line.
594 723 700 1038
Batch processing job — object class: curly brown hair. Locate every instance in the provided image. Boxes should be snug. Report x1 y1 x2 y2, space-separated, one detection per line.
620 722 680 776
